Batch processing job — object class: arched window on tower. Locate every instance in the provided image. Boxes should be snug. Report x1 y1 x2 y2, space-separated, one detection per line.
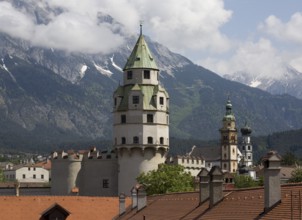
133 136 139 144
121 137 126 145
160 137 164 145
147 137 153 144
248 145 251 150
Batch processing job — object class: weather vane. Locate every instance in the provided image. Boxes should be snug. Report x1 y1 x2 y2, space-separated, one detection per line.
140 20 144 35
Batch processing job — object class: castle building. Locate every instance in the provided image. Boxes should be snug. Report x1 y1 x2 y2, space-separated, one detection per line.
113 25 169 195
240 122 253 167
51 26 169 196
220 99 238 173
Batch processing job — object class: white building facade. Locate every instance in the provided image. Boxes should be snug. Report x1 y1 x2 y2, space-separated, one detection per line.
4 165 49 183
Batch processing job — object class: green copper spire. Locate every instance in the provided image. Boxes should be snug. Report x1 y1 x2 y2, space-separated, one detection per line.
223 99 235 121
123 25 159 71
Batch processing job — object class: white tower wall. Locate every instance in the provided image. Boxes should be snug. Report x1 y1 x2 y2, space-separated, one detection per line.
51 152 82 195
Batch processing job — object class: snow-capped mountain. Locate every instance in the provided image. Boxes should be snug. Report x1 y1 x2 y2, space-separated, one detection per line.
224 66 302 99
2 0 302 151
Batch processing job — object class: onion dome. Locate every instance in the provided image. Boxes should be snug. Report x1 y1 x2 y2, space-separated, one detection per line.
223 99 235 121
241 122 252 135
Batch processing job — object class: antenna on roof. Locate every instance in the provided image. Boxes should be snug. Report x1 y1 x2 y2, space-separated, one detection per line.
139 20 144 35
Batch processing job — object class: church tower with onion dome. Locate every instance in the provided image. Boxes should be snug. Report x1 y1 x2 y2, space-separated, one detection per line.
240 122 253 167
113 25 169 195
220 99 238 173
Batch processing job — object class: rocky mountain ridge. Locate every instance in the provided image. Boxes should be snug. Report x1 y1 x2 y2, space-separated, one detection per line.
1 0 302 152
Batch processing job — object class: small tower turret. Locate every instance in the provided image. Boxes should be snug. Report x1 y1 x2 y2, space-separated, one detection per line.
220 99 238 173
113 26 169 195
240 122 253 167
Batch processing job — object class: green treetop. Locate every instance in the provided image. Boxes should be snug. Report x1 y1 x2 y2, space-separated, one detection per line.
136 164 194 195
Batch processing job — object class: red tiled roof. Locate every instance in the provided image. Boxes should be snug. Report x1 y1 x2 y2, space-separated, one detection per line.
0 196 130 220
33 160 51 170
119 183 302 220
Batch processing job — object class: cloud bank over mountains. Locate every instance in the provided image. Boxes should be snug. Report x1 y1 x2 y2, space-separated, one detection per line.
0 0 301 78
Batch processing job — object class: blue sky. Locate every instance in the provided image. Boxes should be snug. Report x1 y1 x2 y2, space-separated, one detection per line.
0 0 301 78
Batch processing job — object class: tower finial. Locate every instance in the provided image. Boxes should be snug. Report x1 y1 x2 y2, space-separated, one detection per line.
139 20 143 35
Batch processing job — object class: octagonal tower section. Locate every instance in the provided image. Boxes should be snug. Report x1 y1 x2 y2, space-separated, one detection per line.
113 27 169 195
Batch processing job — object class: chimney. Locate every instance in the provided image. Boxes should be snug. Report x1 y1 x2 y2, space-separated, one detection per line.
262 151 282 211
137 185 147 211
119 193 126 216
198 168 210 204
15 182 20 197
209 166 223 208
131 187 137 209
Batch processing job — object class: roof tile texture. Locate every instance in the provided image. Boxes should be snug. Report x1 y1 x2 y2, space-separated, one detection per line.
0 196 130 220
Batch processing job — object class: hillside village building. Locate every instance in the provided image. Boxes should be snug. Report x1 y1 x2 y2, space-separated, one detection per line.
50 27 254 196
3 160 50 183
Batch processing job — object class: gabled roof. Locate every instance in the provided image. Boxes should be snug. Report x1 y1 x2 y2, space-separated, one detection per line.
191 146 221 161
41 203 70 219
123 34 159 71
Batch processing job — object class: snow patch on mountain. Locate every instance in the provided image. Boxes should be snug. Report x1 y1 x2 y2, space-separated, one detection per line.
224 66 302 99
80 64 88 79
93 62 113 77
1 58 9 72
110 55 122 72
1 58 17 82
249 80 261 88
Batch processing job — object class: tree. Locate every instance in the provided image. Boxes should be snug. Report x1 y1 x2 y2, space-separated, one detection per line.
282 152 300 166
0 169 5 182
289 167 302 183
136 164 194 195
234 175 258 188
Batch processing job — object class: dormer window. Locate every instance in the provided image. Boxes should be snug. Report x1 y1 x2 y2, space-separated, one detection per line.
127 71 133 79
133 96 139 104
159 97 164 105
144 70 150 79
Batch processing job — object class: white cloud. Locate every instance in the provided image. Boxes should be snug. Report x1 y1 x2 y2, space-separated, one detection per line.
141 0 232 54
259 12 302 44
201 38 286 78
0 2 35 40
0 0 232 55
290 57 302 73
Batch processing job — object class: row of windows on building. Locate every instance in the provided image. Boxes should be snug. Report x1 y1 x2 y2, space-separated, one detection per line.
242 145 252 151
223 162 236 173
121 114 157 123
22 174 45 179
127 70 154 80
118 136 165 145
6 174 45 179
115 95 165 107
